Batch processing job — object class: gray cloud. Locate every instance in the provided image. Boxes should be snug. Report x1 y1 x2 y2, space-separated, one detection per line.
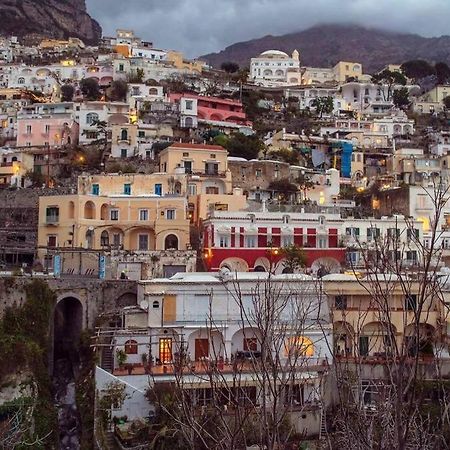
86 0 450 57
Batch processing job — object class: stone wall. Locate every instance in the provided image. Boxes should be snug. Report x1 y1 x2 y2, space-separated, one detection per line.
0 276 138 329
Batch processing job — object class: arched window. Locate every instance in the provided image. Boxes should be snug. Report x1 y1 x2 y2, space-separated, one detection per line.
152 300 160 309
164 234 178 250
68 201 75 219
184 116 193 128
121 129 128 141
86 112 99 125
254 266 266 272
85 229 94 249
18 77 25 85
84 201 96 219
100 231 109 246
285 336 314 357
149 88 158 95
124 340 138 354
100 204 108 220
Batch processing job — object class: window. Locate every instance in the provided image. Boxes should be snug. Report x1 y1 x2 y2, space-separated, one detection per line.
205 162 218 175
185 100 193 110
407 229 419 241
345 227 360 238
47 235 57 247
138 130 145 138
318 237 327 248
206 186 219 195
120 129 128 141
26 124 32 134
188 183 197 195
152 300 160 308
387 228 400 240
120 148 127 158
281 235 293 247
255 169 262 178
184 160 192 174
92 184 99 195
166 209 175 220
367 227 380 241
219 235 229 247
154 183 162 196
46 206 59 223
110 209 119 221
183 152 189 157
124 340 138 354
405 294 417 311
123 183 131 195
245 235 257 248
86 112 99 125
139 209 148 221
138 234 149 250
335 295 347 310
359 336 369 356
159 338 173 363
101 231 109 246
45 124 50 134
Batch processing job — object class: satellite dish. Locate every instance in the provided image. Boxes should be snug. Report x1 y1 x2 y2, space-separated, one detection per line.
140 299 149 310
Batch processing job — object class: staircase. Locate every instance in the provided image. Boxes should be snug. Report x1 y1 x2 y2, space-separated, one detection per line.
101 345 114 373
105 431 118 450
319 408 327 440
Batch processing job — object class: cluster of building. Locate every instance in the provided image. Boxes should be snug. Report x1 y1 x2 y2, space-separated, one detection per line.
2 29 450 443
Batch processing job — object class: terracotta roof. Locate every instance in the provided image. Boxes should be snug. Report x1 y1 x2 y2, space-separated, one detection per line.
169 142 226 151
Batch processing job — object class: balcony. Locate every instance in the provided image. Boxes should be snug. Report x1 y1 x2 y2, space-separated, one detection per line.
191 170 227 178
45 215 59 225
116 137 131 145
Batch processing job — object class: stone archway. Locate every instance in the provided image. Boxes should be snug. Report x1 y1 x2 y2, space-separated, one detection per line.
54 296 83 359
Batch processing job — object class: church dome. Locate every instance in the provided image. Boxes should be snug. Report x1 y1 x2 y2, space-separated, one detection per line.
259 50 289 58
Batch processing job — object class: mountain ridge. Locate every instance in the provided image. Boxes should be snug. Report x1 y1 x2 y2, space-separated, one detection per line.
0 0 101 45
200 24 450 73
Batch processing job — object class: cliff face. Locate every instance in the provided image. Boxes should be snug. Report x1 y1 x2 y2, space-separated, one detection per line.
0 0 101 44
201 24 450 73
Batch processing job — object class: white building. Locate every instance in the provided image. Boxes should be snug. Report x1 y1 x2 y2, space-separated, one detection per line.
75 101 130 145
95 272 332 436
250 50 301 87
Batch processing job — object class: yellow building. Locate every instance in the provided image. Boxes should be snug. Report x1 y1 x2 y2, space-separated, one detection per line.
38 173 191 263
324 275 443 359
333 61 363 83
0 150 33 187
166 50 205 73
421 85 450 103
159 142 247 223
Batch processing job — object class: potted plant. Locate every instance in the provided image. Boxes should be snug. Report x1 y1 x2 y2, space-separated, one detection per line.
116 349 127 370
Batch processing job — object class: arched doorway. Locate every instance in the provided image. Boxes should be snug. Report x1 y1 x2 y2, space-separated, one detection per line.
54 297 83 359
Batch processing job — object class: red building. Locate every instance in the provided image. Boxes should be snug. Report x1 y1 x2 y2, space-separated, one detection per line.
202 211 346 273
169 93 252 127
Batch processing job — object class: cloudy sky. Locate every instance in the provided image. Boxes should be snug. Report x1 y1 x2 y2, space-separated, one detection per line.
86 0 450 57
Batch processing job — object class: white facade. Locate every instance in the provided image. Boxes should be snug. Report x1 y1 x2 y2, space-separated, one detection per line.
250 50 301 87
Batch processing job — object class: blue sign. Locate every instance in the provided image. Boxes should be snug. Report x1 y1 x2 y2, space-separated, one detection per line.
99 255 106 279
53 254 61 277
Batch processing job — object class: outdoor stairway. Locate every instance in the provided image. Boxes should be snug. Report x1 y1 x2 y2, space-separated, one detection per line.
101 345 114 373
105 431 119 450
319 409 327 440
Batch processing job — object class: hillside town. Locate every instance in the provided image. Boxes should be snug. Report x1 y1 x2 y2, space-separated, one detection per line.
1 26 450 450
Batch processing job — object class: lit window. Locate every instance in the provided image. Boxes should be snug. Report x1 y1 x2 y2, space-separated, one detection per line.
285 336 314 357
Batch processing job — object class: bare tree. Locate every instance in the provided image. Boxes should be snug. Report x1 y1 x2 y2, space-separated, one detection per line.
329 182 450 449
147 273 332 450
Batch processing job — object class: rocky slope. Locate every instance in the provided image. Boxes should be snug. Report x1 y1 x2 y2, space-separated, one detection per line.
201 24 450 73
0 0 101 44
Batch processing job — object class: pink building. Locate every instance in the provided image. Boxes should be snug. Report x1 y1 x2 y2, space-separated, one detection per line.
16 103 79 148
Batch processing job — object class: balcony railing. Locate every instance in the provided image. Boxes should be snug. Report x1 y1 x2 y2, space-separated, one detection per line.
45 215 59 224
191 170 227 178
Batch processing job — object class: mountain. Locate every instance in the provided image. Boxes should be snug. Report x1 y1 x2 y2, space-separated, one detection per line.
200 24 450 73
0 0 101 45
